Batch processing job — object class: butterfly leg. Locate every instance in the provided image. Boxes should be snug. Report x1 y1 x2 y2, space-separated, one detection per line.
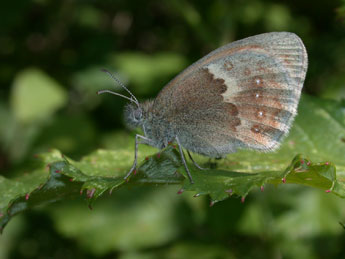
124 134 152 181
175 136 194 184
187 150 206 170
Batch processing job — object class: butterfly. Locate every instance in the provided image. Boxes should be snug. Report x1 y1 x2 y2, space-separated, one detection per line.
98 32 308 183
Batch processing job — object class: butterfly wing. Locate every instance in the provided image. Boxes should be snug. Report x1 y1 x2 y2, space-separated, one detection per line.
153 32 308 157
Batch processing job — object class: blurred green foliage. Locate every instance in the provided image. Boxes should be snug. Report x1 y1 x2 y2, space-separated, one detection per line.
1 0 345 258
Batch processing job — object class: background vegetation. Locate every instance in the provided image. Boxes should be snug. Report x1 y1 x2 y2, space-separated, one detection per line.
1 0 345 258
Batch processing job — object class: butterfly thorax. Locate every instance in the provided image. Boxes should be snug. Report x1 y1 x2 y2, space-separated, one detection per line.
124 100 175 149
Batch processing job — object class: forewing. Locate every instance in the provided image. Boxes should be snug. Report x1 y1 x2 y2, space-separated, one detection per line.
154 32 308 156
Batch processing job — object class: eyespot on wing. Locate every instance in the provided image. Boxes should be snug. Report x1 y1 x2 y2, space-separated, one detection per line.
152 32 307 155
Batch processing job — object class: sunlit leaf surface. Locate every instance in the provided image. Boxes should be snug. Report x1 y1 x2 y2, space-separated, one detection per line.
1 95 344 232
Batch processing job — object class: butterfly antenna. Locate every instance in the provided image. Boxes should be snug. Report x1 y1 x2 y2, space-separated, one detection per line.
100 69 140 107
97 89 137 104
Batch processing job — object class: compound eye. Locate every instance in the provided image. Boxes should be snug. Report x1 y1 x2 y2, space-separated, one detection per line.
133 109 142 121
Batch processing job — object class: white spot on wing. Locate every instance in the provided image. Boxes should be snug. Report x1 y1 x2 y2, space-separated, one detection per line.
206 62 238 101
255 78 261 85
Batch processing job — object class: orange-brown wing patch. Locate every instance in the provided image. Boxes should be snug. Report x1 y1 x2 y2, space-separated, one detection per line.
152 32 307 156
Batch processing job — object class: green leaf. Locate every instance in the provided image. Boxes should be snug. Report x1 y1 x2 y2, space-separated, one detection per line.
1 95 345 232
10 68 67 123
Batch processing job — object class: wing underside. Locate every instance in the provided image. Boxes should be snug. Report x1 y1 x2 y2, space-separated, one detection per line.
154 32 308 157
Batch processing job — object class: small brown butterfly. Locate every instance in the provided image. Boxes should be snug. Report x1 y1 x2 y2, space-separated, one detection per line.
98 32 308 183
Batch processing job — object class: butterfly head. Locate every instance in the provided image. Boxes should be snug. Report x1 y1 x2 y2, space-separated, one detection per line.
124 99 154 132
98 69 149 129
124 103 144 129
96 69 156 138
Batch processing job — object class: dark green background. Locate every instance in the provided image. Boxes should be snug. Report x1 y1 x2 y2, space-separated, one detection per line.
1 0 345 258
